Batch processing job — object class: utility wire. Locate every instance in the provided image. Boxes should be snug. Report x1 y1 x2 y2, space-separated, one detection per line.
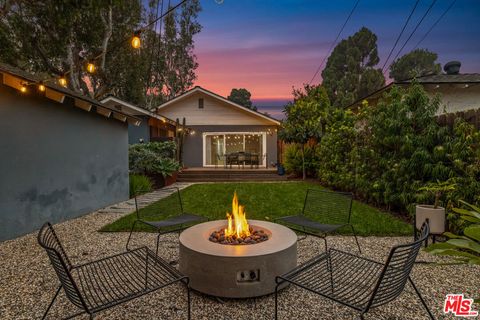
308 0 361 85
381 0 420 74
387 0 438 71
413 0 457 49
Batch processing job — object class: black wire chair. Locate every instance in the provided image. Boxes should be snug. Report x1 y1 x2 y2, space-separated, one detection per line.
38 222 191 320
275 189 361 253
275 223 433 320
126 187 207 255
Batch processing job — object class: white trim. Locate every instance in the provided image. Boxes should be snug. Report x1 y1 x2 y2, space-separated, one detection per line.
202 131 268 168
101 96 174 124
156 87 281 126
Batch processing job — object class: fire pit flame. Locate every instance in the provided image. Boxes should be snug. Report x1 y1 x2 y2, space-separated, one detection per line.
225 192 251 238
209 192 269 245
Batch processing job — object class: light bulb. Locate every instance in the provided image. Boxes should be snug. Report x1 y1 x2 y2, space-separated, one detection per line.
131 35 141 49
38 83 46 92
58 76 67 87
86 62 95 73
20 85 27 93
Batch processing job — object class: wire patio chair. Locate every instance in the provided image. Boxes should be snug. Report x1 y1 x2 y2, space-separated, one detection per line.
38 222 191 320
275 189 361 253
125 187 207 255
275 223 433 320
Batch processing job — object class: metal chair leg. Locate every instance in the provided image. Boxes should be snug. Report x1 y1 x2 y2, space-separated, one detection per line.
350 224 362 253
322 236 328 252
126 220 139 251
42 285 62 320
274 282 280 320
187 284 191 320
408 277 435 320
156 232 162 256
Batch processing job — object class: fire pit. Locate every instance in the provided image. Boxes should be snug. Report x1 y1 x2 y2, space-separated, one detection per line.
179 193 297 298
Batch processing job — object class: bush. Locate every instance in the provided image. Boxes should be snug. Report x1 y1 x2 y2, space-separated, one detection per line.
283 143 320 177
129 174 153 198
129 141 180 177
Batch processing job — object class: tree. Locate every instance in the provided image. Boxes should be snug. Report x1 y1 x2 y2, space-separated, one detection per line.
389 49 441 82
321 27 385 108
227 88 257 111
280 85 330 180
0 0 201 108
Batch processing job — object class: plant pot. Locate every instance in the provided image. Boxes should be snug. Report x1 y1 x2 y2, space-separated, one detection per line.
164 171 178 186
415 205 445 234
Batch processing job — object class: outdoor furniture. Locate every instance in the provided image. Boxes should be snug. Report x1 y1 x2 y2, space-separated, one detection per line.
275 189 361 253
38 222 191 320
275 223 433 320
126 187 207 255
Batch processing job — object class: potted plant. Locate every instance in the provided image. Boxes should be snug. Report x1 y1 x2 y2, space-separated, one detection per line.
156 158 181 186
416 180 456 234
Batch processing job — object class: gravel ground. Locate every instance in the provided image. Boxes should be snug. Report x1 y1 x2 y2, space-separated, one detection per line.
0 183 478 320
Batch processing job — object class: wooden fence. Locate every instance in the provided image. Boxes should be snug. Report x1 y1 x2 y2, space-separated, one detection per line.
437 108 480 130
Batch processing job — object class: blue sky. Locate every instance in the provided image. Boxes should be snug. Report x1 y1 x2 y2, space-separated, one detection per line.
187 0 480 117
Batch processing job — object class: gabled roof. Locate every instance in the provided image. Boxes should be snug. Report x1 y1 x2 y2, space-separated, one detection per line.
156 86 281 125
0 63 141 126
101 95 176 126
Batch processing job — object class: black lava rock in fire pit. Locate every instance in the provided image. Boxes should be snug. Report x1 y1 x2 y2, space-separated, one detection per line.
209 228 269 245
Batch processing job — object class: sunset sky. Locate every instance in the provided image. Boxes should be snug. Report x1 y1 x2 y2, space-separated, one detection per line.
192 0 480 118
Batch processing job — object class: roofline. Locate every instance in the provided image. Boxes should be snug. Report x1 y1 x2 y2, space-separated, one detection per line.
156 86 281 125
0 64 141 126
100 96 176 125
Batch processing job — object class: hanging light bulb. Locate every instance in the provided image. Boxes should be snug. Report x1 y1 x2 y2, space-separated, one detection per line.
131 31 141 49
38 82 46 92
20 83 27 93
86 61 96 74
58 76 67 87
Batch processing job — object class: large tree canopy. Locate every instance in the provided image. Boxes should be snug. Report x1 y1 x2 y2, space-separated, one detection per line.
0 0 201 108
321 27 385 108
389 48 441 82
227 88 256 110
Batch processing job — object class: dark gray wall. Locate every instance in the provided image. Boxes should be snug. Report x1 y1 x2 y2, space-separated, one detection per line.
182 125 278 167
128 115 150 144
0 81 129 241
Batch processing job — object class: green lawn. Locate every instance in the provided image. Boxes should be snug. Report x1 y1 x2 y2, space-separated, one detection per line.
101 182 412 236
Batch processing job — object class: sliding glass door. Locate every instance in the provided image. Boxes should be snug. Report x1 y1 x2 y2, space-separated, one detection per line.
203 132 266 167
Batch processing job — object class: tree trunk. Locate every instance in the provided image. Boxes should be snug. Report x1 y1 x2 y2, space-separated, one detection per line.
301 143 306 180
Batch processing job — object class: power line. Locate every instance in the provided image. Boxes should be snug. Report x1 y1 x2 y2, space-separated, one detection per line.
308 0 361 85
387 0 438 72
381 0 420 74
413 0 457 49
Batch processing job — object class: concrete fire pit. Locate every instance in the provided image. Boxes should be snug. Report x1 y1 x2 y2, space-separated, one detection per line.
179 220 297 298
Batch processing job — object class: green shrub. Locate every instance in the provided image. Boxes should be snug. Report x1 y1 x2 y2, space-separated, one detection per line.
129 174 153 198
283 143 320 177
129 141 180 177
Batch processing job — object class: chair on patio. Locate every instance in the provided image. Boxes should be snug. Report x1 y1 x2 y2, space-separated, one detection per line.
126 187 207 255
38 222 191 320
275 189 361 253
275 223 433 320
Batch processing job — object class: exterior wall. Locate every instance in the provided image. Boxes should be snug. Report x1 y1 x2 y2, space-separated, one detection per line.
0 82 129 241
426 84 480 114
183 125 278 167
128 115 150 144
158 92 275 126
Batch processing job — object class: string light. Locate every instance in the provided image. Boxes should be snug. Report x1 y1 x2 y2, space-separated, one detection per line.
58 76 67 87
20 83 27 93
86 61 96 74
38 82 46 92
131 31 141 49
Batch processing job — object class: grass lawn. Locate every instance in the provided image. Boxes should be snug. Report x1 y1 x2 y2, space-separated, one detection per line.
101 182 413 236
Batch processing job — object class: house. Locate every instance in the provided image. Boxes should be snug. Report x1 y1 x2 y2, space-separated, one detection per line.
101 96 177 144
0 64 138 241
156 86 281 168
347 61 480 129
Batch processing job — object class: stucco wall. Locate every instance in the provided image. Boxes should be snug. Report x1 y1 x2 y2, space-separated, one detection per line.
0 82 129 241
128 115 150 144
182 125 278 167
429 84 480 114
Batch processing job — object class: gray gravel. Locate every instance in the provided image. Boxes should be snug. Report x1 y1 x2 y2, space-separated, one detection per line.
1 183 478 319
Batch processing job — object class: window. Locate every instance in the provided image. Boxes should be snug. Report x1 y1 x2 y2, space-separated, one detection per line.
198 98 204 109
